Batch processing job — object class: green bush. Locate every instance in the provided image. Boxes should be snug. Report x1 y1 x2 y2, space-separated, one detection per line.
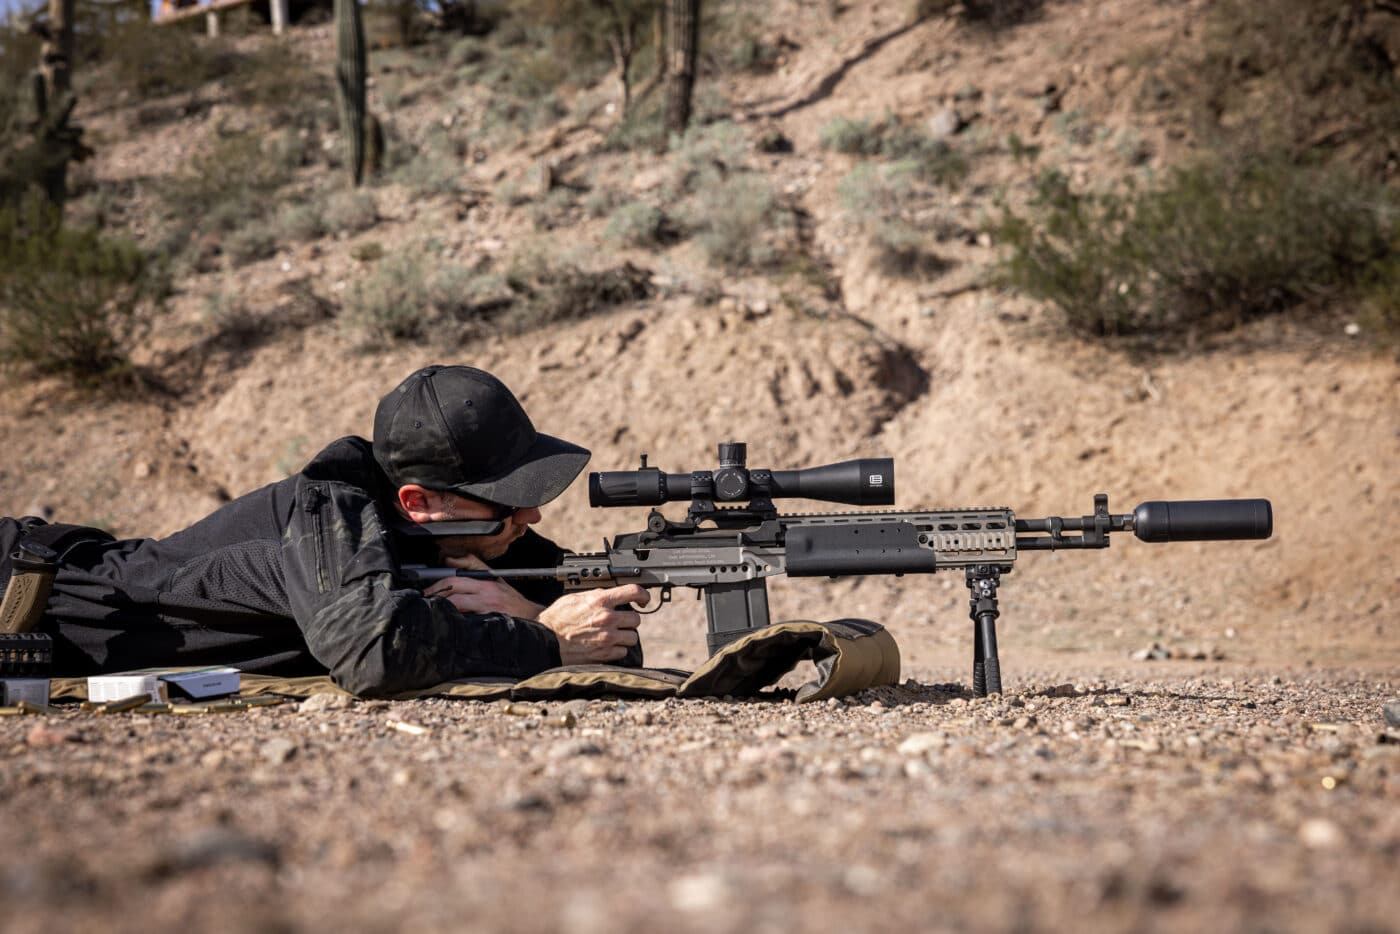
993 159 1397 337
503 249 652 333
0 198 167 380
159 132 296 236
604 201 667 247
688 174 784 269
342 247 504 342
1182 0 1400 178
819 114 967 187
323 189 379 234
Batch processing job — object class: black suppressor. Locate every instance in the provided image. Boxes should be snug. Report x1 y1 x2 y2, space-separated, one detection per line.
1132 499 1273 542
589 443 895 508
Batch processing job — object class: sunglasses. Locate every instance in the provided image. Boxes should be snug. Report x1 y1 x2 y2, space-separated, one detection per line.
458 493 523 522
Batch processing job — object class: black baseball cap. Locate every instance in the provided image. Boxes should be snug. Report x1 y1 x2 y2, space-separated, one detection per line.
373 365 590 508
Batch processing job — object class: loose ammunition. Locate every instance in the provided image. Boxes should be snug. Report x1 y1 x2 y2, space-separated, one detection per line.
203 702 242 714
170 704 207 715
502 703 543 717
233 696 284 708
79 701 98 712
16 700 54 715
98 694 154 714
387 718 429 736
0 706 20 716
135 703 173 715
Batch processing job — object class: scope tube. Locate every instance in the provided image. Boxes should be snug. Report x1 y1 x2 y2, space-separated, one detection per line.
767 458 895 506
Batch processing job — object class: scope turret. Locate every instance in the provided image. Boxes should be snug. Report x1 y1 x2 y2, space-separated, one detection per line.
588 442 895 511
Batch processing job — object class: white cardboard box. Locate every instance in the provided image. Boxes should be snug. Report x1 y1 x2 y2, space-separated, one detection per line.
1 678 50 706
159 667 240 700
87 673 168 704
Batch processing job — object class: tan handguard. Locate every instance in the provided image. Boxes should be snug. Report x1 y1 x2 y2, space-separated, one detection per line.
0 541 59 634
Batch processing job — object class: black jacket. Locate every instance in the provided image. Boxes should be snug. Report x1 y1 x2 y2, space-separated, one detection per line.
32 437 566 696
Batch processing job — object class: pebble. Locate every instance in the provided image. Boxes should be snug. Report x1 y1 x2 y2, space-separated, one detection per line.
262 737 296 763
1384 701 1400 728
548 739 603 759
24 724 78 747
897 732 948 756
152 829 280 876
298 694 353 713
1298 818 1345 849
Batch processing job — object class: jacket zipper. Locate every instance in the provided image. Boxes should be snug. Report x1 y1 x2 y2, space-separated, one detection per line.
306 486 328 593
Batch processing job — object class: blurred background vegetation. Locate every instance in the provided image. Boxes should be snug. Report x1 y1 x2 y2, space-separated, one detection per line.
0 0 1396 389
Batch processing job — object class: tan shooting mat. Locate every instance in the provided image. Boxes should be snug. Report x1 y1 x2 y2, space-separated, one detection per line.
47 618 900 703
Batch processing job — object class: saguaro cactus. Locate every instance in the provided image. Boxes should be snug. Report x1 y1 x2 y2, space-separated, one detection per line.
335 0 368 186
664 0 699 137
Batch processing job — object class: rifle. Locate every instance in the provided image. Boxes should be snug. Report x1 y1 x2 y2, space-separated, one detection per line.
402 443 1273 696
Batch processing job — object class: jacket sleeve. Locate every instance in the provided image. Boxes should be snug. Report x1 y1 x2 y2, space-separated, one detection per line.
281 479 561 697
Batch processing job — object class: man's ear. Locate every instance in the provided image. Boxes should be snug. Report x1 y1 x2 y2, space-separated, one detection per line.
397 484 436 523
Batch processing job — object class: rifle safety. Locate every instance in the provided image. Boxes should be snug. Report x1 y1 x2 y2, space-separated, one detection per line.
402 443 1273 696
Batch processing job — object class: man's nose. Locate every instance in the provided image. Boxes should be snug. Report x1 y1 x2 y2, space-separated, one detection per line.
518 507 543 526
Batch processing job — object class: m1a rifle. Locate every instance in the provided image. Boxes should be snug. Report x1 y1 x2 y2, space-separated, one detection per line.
402 443 1273 697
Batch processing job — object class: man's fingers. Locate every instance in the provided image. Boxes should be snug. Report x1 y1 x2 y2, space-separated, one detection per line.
444 554 490 570
610 627 640 648
598 584 651 609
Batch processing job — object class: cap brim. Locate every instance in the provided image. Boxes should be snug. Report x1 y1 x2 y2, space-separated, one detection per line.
450 433 591 508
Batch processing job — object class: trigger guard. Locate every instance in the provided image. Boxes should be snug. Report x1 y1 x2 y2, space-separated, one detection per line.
635 587 671 615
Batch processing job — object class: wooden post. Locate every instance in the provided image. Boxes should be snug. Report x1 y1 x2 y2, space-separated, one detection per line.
271 0 288 34
206 10 220 36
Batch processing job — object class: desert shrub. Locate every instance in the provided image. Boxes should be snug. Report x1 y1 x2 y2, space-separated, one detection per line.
993 159 1397 337
158 132 296 236
912 0 1043 28
503 248 652 333
0 197 167 380
604 201 666 247
838 163 950 278
390 126 466 196
528 188 577 231
687 174 784 269
1177 0 1400 177
820 114 967 187
276 202 326 242
323 189 379 234
224 225 277 266
100 19 241 97
343 246 507 342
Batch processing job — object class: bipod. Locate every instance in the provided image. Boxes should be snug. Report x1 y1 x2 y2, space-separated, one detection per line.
966 565 1003 697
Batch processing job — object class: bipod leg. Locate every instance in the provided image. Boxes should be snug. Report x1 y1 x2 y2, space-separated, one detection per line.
966 565 1003 697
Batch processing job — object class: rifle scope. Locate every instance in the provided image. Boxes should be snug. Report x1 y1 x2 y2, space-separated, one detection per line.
589 442 895 508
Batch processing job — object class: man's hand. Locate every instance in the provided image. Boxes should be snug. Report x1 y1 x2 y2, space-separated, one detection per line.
422 554 546 620
536 585 650 665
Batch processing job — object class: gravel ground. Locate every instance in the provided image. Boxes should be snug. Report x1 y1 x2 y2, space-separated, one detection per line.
3 663 1398 934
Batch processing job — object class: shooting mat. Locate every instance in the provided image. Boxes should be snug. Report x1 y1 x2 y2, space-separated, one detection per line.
45 619 900 703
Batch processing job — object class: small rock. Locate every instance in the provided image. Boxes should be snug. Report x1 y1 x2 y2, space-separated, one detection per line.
298 693 353 713
669 873 730 913
927 107 965 140
262 737 296 764
548 738 603 759
152 829 280 877
897 732 947 756
1383 701 1400 729
629 707 655 725
558 699 590 717
25 724 78 748
1298 818 1344 849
